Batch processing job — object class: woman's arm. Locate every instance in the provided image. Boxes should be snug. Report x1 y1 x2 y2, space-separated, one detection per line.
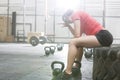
73 20 81 38
59 23 75 35
64 20 81 38
59 19 81 38
67 24 75 36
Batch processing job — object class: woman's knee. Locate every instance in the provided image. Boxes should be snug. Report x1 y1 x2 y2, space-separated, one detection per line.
69 39 77 47
69 38 85 47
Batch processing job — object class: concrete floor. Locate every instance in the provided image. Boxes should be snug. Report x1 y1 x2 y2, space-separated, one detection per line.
0 43 93 80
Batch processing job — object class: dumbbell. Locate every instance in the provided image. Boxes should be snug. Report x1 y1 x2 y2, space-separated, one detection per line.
44 46 51 56
57 43 64 51
50 46 56 54
72 61 81 77
51 61 65 80
29 36 39 46
84 48 93 58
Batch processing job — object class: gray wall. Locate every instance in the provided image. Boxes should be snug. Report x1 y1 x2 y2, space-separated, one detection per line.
0 0 120 44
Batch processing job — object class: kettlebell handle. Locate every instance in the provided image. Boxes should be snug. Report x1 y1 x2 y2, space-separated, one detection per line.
44 46 51 50
51 61 65 71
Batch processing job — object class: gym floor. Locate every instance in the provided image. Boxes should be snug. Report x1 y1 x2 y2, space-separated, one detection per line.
0 43 92 80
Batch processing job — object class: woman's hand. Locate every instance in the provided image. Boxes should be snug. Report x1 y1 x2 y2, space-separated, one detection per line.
58 22 74 35
57 23 71 28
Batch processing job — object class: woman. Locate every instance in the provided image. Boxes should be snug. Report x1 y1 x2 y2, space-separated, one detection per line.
59 10 113 80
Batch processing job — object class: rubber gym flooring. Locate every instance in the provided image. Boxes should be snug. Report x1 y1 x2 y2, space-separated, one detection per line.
0 43 92 80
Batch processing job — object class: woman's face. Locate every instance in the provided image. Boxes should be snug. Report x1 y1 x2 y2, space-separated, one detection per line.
68 16 73 23
64 16 73 24
62 11 73 24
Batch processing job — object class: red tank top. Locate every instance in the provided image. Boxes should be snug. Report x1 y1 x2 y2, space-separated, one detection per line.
71 11 104 35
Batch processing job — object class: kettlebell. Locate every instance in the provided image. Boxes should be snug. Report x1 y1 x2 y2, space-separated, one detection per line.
50 46 56 54
57 43 64 51
51 61 65 77
44 46 51 56
84 48 93 58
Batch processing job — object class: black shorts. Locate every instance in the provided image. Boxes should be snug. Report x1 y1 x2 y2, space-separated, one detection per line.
95 30 113 46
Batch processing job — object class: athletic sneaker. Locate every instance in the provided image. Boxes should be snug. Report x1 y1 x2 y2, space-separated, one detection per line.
56 71 73 80
72 67 81 76
72 61 81 77
72 67 82 80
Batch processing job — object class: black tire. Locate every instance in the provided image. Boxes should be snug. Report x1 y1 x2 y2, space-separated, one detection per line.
29 36 39 46
93 46 120 80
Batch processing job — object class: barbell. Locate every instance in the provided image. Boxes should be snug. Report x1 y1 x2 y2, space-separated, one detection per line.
39 36 47 45
30 36 47 46
29 36 39 46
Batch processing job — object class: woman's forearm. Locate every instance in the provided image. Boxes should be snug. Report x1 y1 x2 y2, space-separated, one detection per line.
68 25 75 35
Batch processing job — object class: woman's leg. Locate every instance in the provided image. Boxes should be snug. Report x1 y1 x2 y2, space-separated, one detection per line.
76 48 83 61
65 35 101 74
74 47 83 67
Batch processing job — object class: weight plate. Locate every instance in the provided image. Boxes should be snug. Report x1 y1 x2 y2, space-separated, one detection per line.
30 36 39 46
39 36 47 44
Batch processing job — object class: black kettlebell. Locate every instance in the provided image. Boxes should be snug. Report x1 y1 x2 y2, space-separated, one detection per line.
57 43 64 51
72 61 81 77
44 46 51 56
51 61 65 77
84 48 93 58
50 46 56 54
